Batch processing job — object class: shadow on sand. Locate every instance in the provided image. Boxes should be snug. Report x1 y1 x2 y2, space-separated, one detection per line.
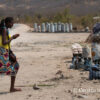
0 91 10 95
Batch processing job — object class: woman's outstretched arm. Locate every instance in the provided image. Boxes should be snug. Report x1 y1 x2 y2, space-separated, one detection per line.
85 32 93 43
2 29 19 45
2 29 13 45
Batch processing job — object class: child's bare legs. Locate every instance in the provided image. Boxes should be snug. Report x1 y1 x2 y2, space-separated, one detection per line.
10 76 21 92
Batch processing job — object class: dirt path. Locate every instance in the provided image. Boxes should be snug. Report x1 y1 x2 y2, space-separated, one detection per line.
0 24 99 100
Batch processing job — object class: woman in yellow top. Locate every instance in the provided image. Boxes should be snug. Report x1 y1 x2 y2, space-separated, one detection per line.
0 17 21 92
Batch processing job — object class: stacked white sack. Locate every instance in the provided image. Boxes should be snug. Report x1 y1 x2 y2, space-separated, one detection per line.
71 43 82 54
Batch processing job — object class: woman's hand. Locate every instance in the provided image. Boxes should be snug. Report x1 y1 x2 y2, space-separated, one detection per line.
85 33 92 43
12 34 20 39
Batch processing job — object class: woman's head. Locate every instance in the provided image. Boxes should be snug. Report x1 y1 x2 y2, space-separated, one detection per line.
5 17 14 28
0 17 14 28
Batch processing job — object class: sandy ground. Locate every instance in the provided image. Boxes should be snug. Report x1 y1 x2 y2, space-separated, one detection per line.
0 24 100 100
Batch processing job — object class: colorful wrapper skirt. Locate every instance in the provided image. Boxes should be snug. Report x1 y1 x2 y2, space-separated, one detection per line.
0 47 19 76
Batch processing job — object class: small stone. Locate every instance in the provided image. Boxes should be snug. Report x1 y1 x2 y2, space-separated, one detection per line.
33 84 40 90
68 90 71 93
28 94 32 97
77 95 84 98
56 97 58 99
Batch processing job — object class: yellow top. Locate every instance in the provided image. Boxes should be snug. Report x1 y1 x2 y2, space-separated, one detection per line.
0 34 11 49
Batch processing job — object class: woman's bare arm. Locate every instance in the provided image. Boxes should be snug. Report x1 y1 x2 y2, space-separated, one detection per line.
2 29 13 45
85 32 93 43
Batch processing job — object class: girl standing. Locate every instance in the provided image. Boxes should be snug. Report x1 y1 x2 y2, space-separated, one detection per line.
0 17 21 92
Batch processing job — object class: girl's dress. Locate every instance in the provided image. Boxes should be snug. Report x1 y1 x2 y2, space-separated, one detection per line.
0 27 19 76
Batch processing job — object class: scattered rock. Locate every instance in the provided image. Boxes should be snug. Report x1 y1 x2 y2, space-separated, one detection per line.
33 84 40 90
81 77 87 80
56 97 59 99
97 98 100 100
68 90 71 93
56 70 62 75
28 94 32 97
77 95 84 99
80 73 83 75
